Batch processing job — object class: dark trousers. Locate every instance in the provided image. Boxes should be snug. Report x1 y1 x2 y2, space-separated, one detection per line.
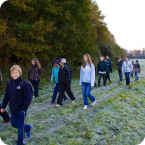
30 79 40 97
11 110 31 145
0 104 11 123
52 83 67 102
106 72 110 82
57 84 75 105
124 72 130 85
98 73 106 86
118 70 123 82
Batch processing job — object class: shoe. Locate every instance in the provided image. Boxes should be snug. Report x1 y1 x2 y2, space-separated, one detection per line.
120 82 122 84
4 122 10 125
26 125 33 138
83 105 88 110
54 104 61 108
91 98 96 106
72 100 75 103
96 85 100 87
51 101 55 104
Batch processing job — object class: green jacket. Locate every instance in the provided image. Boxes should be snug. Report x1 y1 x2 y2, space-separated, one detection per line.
97 60 108 75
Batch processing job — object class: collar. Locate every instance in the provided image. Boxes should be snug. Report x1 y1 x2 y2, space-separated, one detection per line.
13 77 22 82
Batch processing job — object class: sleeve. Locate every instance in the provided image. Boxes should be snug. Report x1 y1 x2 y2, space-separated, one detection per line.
65 67 71 84
21 82 32 112
79 66 82 85
36 69 42 80
51 68 54 82
2 83 10 109
110 60 113 73
91 65 95 87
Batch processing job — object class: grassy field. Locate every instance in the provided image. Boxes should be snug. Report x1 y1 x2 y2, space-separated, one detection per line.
0 59 145 145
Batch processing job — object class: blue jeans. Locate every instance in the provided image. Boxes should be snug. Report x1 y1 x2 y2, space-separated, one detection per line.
124 72 130 85
82 82 95 106
11 110 31 145
135 72 139 80
30 79 40 97
52 83 67 102
118 70 122 82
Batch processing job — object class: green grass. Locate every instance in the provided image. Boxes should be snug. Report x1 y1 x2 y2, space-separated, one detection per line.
0 59 145 145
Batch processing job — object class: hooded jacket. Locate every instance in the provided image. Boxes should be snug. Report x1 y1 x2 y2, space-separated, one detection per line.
58 65 71 85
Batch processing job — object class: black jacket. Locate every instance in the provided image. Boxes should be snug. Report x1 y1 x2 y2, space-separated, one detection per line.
58 65 71 85
116 59 124 71
2 77 32 113
105 59 113 73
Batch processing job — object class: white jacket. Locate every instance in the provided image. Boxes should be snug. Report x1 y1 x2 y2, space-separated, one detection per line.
122 60 133 72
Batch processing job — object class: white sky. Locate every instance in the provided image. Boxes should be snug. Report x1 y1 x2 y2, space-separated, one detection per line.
95 0 145 51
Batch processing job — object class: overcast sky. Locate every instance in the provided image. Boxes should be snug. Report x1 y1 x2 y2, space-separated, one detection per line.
95 0 145 51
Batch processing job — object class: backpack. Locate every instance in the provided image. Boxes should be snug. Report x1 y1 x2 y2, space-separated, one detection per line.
8 79 34 99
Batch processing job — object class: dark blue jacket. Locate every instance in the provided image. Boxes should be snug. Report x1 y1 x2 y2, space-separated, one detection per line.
105 58 113 73
58 64 71 85
2 77 32 113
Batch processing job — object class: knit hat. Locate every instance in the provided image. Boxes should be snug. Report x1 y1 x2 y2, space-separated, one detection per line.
60 58 66 63
53 60 59 64
136 60 138 62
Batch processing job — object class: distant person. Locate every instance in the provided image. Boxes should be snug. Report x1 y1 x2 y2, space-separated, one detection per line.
97 56 108 87
105 56 113 82
54 58 75 107
0 102 11 125
116 57 124 83
1 65 32 145
28 58 42 98
134 60 140 81
131 61 135 77
80 54 96 110
122 57 133 86
51 60 67 104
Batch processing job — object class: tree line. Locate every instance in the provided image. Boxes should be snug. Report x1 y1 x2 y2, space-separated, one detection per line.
0 0 125 68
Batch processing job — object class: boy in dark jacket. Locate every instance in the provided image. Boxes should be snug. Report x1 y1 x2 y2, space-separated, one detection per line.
134 60 140 81
116 57 124 83
105 56 113 82
97 56 108 87
54 58 75 107
1 65 32 145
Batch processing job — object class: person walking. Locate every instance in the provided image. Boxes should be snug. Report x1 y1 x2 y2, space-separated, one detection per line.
122 57 133 86
116 57 124 83
97 56 108 87
80 54 96 110
134 60 140 81
28 58 42 98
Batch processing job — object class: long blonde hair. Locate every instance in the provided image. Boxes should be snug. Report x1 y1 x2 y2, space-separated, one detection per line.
31 58 41 69
82 54 93 68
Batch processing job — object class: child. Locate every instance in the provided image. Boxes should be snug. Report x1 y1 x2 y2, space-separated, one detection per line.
1 65 32 145
54 58 75 107
80 54 96 110
134 60 140 81
131 61 135 77
97 56 108 87
0 102 11 125
28 58 42 98
51 60 67 104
